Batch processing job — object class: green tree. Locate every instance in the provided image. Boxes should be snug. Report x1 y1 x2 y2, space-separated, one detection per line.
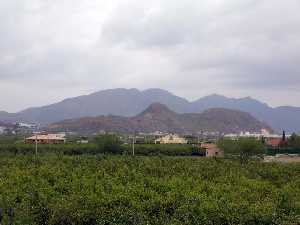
287 133 300 148
218 138 266 164
95 134 123 154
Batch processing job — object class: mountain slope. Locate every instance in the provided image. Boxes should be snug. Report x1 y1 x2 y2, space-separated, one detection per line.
48 103 272 135
0 88 190 125
192 94 300 132
1 88 300 132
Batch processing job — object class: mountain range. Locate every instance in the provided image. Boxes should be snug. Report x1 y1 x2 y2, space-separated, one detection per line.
48 103 271 135
0 88 299 132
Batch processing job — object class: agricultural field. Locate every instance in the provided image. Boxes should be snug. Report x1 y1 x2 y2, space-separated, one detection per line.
0 143 201 156
0 155 299 225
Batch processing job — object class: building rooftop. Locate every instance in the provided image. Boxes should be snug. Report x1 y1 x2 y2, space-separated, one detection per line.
266 138 283 147
26 134 66 141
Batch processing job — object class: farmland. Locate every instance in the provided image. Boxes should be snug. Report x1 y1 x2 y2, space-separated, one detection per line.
0 155 299 224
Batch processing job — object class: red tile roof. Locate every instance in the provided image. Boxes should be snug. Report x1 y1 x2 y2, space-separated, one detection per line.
266 138 282 147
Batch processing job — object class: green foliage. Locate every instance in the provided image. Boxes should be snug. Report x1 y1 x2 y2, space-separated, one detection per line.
0 155 299 224
94 134 123 154
0 143 203 157
218 138 266 164
264 133 300 155
267 147 300 156
0 143 100 155
287 133 300 148
0 135 23 144
123 144 203 156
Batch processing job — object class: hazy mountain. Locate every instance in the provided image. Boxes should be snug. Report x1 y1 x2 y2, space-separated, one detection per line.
0 88 299 132
0 88 190 125
191 94 300 132
0 120 12 127
48 103 271 135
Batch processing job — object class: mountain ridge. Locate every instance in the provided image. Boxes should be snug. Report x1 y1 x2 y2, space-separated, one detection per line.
0 88 299 132
48 103 272 135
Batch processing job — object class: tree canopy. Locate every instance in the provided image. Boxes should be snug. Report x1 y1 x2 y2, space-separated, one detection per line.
218 138 266 164
94 134 123 154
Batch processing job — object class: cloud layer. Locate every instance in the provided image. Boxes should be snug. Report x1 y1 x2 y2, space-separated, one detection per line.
1 0 300 111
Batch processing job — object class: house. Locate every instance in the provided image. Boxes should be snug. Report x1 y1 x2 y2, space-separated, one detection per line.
155 134 188 144
201 143 223 157
265 131 287 148
266 138 283 148
25 133 66 144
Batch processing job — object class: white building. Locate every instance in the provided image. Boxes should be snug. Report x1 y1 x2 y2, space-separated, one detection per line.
223 129 289 140
16 122 37 129
0 126 5 134
155 134 188 144
25 133 66 144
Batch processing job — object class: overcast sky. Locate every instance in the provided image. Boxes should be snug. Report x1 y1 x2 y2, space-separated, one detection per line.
1 0 300 112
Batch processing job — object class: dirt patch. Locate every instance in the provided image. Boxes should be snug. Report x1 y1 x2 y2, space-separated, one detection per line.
264 155 300 163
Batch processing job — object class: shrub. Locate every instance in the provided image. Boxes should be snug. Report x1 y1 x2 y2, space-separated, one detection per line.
0 156 299 224
94 134 123 155
218 138 266 164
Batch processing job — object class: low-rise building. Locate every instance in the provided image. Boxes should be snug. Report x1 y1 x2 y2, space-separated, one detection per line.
0 126 5 134
155 134 188 144
201 143 223 157
16 122 37 129
25 133 66 144
77 137 89 144
266 138 284 148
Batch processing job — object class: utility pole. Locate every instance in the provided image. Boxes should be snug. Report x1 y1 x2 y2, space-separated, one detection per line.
34 124 40 156
132 132 135 156
35 133 38 155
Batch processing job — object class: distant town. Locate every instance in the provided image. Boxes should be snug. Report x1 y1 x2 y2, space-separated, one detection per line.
1 118 297 161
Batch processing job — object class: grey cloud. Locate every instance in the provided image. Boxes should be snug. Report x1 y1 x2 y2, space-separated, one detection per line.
102 0 300 88
0 0 300 111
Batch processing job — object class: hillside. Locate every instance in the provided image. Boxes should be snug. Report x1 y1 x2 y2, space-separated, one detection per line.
48 103 272 135
1 88 299 132
0 88 190 125
190 94 298 132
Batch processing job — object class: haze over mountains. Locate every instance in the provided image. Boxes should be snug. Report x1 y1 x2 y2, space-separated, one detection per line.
49 103 271 135
0 88 299 132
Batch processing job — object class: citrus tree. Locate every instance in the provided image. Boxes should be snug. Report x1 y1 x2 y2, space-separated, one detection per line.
218 138 266 164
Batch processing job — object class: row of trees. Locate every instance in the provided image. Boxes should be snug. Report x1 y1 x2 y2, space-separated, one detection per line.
0 134 201 157
218 138 266 164
286 133 300 148
0 155 299 224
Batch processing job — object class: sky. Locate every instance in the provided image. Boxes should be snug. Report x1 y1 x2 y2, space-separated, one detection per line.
1 0 300 112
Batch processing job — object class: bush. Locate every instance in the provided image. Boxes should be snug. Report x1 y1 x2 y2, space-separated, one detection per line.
0 156 299 224
218 138 266 164
0 143 204 157
287 133 300 148
122 144 202 156
94 134 123 154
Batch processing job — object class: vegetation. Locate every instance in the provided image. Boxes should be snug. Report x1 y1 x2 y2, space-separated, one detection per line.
95 134 123 155
0 143 201 157
123 144 202 156
218 138 266 164
287 133 300 148
0 135 23 144
0 155 299 225
0 136 299 224
266 133 300 155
